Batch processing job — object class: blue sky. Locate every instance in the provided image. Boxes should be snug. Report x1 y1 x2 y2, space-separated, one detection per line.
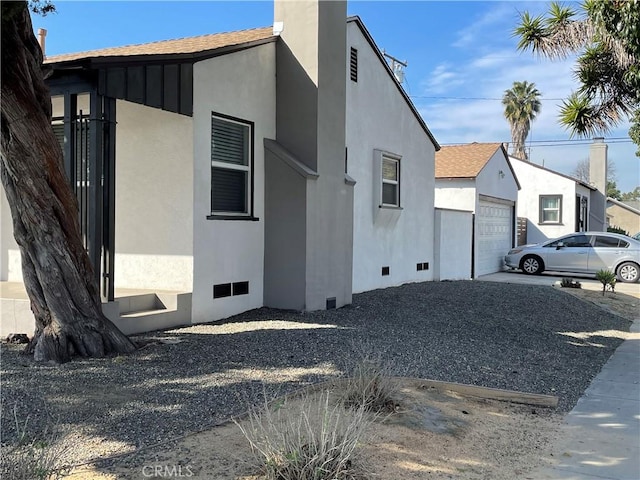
33 1 639 193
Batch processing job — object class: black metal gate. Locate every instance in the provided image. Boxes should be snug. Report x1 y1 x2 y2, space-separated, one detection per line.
51 92 116 301
52 113 91 246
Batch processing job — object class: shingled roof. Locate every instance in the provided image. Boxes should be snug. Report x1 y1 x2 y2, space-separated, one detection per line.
435 142 504 179
45 27 275 64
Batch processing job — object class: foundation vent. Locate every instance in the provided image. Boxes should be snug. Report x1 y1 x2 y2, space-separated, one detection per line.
214 281 249 299
350 47 358 82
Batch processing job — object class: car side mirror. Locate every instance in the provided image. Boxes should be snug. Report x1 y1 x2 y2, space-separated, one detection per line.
556 242 565 250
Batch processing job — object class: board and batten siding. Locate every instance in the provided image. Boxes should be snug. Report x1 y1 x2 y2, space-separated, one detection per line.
191 43 276 324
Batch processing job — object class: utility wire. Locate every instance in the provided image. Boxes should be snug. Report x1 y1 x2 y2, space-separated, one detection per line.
410 95 565 101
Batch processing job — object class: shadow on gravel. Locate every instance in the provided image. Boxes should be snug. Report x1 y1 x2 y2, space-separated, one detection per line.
0 280 632 471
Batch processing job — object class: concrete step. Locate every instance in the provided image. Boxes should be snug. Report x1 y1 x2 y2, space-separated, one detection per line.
116 293 166 315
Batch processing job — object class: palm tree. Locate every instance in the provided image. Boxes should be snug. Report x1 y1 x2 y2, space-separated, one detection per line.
514 1 638 144
502 81 541 160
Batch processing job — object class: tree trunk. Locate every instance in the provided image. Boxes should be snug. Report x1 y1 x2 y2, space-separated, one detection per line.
1 2 136 363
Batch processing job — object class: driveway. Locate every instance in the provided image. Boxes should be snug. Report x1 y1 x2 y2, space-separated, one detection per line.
479 270 640 299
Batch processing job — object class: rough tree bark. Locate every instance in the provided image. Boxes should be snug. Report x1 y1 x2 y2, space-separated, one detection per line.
1 2 136 362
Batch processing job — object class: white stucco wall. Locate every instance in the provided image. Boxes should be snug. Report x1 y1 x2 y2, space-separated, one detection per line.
347 23 436 294
434 180 476 211
114 100 194 291
192 43 276 323
0 183 20 281
474 151 519 206
434 209 473 280
511 158 583 244
3 96 194 292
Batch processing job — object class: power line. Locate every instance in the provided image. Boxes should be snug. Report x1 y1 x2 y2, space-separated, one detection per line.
411 95 565 101
440 138 633 147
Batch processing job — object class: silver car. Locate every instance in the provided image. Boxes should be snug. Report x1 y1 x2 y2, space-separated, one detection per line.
504 232 640 283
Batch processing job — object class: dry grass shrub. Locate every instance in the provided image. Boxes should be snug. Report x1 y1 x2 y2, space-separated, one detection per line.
235 391 372 480
0 406 69 480
340 352 400 414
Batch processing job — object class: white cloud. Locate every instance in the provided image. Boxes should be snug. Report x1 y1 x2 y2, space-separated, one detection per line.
411 2 639 192
452 3 516 48
422 63 465 94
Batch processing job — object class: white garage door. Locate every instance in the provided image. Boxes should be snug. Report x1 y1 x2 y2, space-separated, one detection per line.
476 199 513 276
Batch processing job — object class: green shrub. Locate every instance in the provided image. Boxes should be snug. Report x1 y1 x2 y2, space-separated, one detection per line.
607 225 628 235
595 269 617 296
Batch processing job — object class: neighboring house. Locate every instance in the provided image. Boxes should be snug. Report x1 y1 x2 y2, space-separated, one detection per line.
510 157 595 245
434 143 519 278
607 198 640 235
0 0 439 336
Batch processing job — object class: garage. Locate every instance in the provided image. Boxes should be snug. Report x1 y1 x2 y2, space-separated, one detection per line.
476 197 514 277
434 143 520 280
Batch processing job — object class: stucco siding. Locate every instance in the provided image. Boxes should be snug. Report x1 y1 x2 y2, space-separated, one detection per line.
434 181 476 212
0 184 20 282
511 158 581 244
114 100 194 292
607 204 640 235
434 209 472 280
192 43 276 323
474 151 519 205
347 22 436 293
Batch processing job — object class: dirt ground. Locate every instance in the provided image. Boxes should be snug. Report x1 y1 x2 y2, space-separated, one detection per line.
556 285 639 322
52 286 640 479
64 380 562 480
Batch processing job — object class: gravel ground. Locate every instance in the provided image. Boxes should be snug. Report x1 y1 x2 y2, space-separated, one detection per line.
0 280 631 470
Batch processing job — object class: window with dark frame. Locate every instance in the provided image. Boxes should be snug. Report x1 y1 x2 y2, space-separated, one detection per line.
210 114 253 216
381 155 400 207
539 195 562 224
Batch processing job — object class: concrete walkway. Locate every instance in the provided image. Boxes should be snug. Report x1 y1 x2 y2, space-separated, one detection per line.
529 318 640 479
479 271 640 479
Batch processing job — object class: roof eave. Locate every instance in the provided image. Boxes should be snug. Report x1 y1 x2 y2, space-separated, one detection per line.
435 176 477 181
45 36 278 70
607 197 640 215
509 155 596 191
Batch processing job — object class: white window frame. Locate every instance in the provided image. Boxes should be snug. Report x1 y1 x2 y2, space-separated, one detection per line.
373 150 402 209
539 195 562 224
210 113 253 217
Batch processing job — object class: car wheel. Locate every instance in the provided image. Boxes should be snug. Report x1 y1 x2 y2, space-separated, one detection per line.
520 255 544 275
617 262 640 283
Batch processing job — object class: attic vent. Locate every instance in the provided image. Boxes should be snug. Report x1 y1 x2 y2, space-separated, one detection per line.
350 47 358 82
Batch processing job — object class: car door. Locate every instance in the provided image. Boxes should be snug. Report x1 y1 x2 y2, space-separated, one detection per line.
588 235 628 272
543 234 592 272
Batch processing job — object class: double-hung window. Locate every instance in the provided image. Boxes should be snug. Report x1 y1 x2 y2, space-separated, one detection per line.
210 113 253 217
539 195 562 224
381 154 400 207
